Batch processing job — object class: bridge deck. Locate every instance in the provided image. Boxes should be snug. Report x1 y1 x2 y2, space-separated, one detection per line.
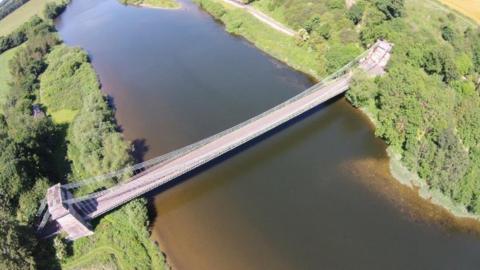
79 40 392 220
40 41 392 239
86 75 351 219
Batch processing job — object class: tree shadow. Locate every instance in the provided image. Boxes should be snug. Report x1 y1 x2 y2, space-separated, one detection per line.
131 139 149 163
29 228 62 269
48 123 72 183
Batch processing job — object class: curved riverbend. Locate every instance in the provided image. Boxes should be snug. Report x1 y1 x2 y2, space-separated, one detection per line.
57 0 480 269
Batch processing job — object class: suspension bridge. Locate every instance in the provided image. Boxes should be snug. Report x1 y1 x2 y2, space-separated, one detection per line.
36 40 392 240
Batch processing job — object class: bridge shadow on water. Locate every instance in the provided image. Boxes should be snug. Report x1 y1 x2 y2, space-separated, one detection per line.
138 94 345 219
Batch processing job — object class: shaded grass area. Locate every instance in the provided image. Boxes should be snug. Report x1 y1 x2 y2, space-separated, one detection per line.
0 0 62 36
0 46 19 110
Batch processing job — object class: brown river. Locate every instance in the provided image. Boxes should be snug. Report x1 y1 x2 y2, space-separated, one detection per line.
56 0 480 269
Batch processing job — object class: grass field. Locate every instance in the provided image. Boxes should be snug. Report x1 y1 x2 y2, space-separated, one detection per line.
0 0 62 36
439 0 480 23
0 46 19 111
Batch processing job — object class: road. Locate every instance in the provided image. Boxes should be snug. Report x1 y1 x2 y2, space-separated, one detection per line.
220 0 297 36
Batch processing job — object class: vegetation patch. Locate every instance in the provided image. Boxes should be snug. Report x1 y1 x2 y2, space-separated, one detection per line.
0 46 20 111
50 109 78 124
40 45 99 113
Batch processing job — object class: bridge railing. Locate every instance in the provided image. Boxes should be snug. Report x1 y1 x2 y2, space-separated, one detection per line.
61 42 380 209
39 42 382 217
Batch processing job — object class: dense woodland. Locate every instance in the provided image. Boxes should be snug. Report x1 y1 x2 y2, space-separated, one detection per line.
0 5 165 268
343 0 480 214
196 0 480 216
262 0 480 214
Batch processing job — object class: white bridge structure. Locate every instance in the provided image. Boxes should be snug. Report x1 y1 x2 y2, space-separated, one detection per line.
36 40 392 240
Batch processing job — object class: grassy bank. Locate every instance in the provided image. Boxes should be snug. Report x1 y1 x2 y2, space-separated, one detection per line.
119 0 181 9
196 0 480 221
0 8 168 270
194 0 330 78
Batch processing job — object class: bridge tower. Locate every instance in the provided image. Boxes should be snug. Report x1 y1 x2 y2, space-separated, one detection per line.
46 184 94 240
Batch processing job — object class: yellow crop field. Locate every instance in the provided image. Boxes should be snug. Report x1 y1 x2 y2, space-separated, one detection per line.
439 0 480 23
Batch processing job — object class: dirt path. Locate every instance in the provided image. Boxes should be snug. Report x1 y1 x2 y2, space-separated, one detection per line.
221 0 297 36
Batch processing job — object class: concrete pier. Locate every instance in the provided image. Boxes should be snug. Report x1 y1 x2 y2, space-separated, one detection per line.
47 184 94 240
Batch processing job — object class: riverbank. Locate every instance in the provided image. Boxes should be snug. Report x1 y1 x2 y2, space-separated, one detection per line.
194 0 327 79
357 107 480 222
194 0 480 224
0 3 170 268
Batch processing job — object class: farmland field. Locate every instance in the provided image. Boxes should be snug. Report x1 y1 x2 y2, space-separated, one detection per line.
0 0 61 36
439 0 480 23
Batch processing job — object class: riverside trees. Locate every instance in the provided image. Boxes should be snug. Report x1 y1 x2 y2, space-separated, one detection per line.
345 0 480 214
241 0 480 216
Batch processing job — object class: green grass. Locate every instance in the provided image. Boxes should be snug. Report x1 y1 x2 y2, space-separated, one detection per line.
0 46 20 111
119 0 180 9
196 0 326 78
39 45 94 125
0 0 62 37
62 200 167 270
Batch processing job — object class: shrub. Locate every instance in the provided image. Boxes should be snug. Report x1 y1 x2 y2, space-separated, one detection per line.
347 3 364 25
441 25 456 42
44 1 69 20
375 0 404 19
199 0 225 19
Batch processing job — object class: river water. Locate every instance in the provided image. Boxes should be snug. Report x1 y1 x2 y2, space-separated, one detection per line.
56 0 480 269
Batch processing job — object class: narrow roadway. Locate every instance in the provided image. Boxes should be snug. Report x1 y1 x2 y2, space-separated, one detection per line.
84 75 351 219
220 0 297 36
39 41 392 240
75 40 393 220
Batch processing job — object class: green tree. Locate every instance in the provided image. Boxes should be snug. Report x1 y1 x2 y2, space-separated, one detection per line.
68 92 131 181
375 0 404 19
53 236 69 261
441 25 456 42
347 3 364 25
0 211 36 270
43 1 68 20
